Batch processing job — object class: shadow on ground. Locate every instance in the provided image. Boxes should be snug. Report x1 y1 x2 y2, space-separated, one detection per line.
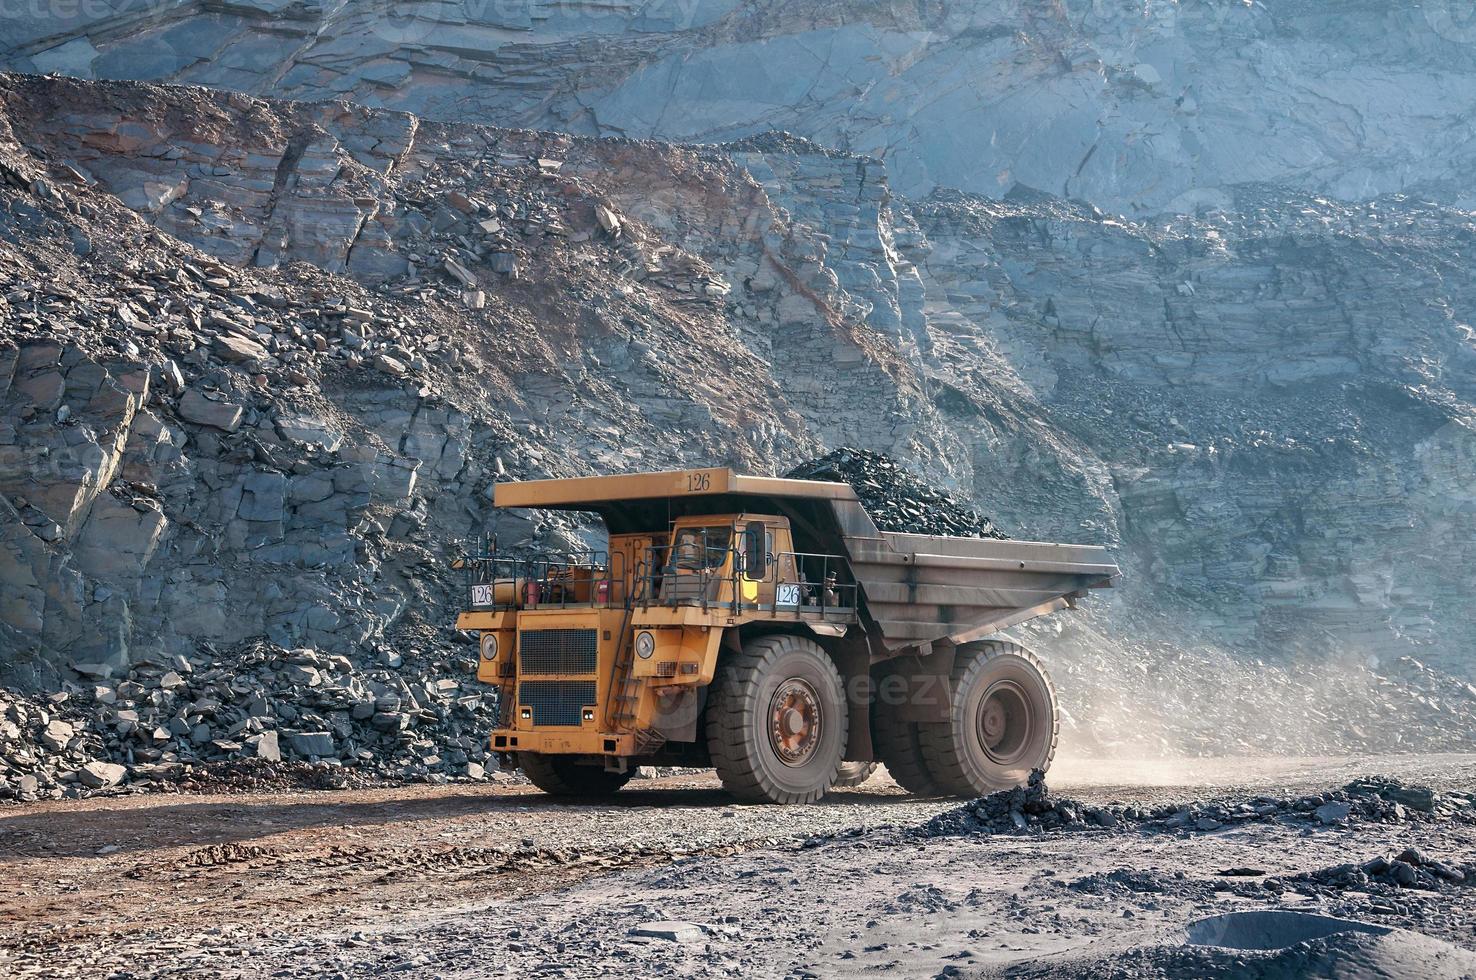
0 783 922 858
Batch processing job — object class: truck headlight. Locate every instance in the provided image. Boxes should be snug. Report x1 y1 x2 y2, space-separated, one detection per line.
635 631 655 659
480 633 498 661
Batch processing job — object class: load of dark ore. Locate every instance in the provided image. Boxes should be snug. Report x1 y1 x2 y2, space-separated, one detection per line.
784 448 1008 539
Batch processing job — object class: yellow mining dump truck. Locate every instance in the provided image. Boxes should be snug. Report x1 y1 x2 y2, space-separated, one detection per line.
455 468 1118 804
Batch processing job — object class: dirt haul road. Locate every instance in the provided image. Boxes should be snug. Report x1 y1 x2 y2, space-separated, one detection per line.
2 756 1474 979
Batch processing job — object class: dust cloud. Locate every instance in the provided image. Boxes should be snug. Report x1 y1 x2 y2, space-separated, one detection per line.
1019 614 1476 766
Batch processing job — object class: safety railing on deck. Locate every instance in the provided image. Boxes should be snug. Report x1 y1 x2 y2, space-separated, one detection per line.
463 546 627 611
636 535 858 623
773 551 859 620
461 533 859 622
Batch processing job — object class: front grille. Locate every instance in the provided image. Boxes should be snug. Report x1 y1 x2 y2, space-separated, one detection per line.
519 629 598 675
518 680 596 727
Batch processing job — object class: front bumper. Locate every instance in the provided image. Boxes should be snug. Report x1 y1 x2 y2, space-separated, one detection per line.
490 728 640 756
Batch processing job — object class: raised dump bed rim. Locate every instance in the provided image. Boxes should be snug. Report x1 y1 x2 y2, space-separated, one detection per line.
493 467 859 508
832 498 1118 650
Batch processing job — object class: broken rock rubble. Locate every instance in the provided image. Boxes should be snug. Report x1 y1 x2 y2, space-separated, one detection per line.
923 771 1476 837
0 642 509 801
1304 847 1472 892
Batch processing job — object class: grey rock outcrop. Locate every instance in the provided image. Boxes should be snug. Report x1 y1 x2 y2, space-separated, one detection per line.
0 62 1473 787
5 2 1476 215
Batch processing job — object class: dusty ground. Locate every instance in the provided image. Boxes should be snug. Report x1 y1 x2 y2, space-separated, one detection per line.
2 755 1473 979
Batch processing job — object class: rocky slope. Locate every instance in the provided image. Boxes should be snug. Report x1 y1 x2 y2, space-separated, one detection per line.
1 47 1475 792
0 72 892 794
5 1 1476 214
5 69 1472 677
4 1 1475 681
0 73 826 685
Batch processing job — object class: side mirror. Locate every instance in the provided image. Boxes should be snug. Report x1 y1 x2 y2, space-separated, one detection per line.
743 522 767 579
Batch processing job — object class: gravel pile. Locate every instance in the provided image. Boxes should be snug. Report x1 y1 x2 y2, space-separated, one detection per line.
922 769 1141 836
0 639 504 802
924 773 1476 838
1303 847 1472 892
784 448 1008 538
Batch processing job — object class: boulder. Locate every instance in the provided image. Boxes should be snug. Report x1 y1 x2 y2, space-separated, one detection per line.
595 204 621 235
1315 801 1352 825
629 921 705 942
211 332 267 364
250 730 281 761
72 663 113 679
78 761 127 789
178 388 243 432
283 664 322 687
443 258 477 288
289 731 335 757
38 719 74 752
373 353 407 377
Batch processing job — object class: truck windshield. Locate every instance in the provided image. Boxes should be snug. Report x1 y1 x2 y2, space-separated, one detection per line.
671 527 732 570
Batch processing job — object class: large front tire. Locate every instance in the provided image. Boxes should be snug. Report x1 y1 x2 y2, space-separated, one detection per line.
519 752 633 796
916 640 1058 798
705 635 848 804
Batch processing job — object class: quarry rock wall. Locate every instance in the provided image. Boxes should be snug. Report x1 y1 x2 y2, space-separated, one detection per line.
1 73 1473 688
5 1 1476 214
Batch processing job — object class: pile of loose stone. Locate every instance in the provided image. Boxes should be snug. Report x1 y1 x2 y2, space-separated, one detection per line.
378 158 730 312
785 448 1008 538
1219 846 1476 932
0 639 503 802
922 769 1134 835
924 772 1475 837
1303 847 1471 891
3 227 472 390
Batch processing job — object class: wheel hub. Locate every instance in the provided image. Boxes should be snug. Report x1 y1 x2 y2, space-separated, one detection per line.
976 679 1031 764
769 678 822 767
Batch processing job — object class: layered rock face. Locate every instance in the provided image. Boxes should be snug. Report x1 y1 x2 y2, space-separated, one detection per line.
913 188 1476 659
4 1 1476 213
1 69 1473 695
0 3 1474 779
0 74 836 685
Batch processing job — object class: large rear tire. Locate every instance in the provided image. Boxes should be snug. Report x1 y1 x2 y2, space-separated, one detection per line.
872 704 943 796
916 640 1058 798
705 634 847 804
518 752 633 796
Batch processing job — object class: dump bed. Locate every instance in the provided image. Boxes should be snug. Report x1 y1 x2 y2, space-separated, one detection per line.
492 466 1119 651
829 498 1118 650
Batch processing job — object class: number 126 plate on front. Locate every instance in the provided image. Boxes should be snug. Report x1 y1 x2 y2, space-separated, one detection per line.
471 583 495 607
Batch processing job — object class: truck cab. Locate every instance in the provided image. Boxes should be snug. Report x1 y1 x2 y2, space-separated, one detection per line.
459 505 857 780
